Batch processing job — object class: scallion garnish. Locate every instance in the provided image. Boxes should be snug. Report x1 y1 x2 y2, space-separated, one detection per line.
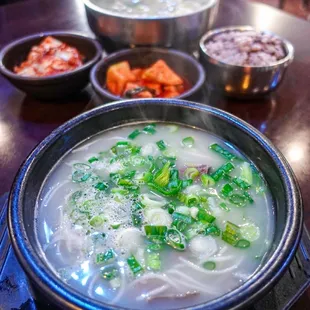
184 167 199 180
203 261 216 270
88 157 99 164
221 183 234 197
127 255 144 275
102 268 119 280
165 228 186 251
128 129 141 140
211 162 235 182
89 215 105 227
197 208 216 224
96 249 116 264
209 143 237 161
233 177 251 190
94 182 109 191
143 124 156 135
201 174 215 187
72 170 91 183
146 252 161 271
156 140 167 151
144 225 167 243
182 136 195 148
222 221 250 248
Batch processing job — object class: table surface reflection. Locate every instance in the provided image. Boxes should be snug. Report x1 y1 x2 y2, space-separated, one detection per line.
0 0 309 308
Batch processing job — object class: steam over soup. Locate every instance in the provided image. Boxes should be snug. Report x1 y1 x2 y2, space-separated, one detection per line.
36 124 274 309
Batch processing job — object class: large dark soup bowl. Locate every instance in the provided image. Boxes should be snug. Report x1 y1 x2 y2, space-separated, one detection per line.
8 99 303 310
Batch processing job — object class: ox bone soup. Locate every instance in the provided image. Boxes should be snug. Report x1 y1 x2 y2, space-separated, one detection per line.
36 123 274 309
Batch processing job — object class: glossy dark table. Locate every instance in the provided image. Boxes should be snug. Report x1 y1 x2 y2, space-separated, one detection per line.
0 0 309 309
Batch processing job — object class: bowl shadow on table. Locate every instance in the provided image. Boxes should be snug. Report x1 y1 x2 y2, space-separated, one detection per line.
17 87 92 124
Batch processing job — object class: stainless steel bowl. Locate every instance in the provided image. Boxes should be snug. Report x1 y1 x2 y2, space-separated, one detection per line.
83 0 219 52
199 26 294 98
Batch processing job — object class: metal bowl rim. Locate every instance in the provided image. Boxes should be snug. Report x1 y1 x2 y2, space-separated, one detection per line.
83 0 218 20
199 25 294 70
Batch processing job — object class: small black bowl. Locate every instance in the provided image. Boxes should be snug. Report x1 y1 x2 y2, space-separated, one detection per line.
0 31 102 100
90 47 206 101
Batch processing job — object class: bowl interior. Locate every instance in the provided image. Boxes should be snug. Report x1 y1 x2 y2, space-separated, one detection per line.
1 33 100 74
9 100 302 310
92 48 205 99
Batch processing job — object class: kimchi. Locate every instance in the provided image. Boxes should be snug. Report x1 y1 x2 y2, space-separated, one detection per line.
14 36 84 77
106 60 187 99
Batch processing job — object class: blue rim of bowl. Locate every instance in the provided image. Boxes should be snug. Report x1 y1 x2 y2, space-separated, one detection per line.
8 99 303 310
83 0 218 21
0 31 103 82
199 25 295 70
90 47 206 101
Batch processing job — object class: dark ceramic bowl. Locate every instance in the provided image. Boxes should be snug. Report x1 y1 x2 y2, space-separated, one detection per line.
0 31 102 100
8 99 302 310
90 48 206 101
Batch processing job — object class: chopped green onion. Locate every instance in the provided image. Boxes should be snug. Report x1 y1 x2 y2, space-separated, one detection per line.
219 202 230 212
165 228 186 251
221 183 234 197
102 268 118 280
203 261 216 270
118 178 134 187
167 124 179 133
146 252 161 271
127 255 144 275
205 223 221 236
153 162 170 187
111 188 129 195
184 222 206 240
222 221 251 248
96 249 115 264
185 194 200 207
236 239 251 248
211 162 235 182
228 194 247 207
233 177 251 190
165 202 176 214
128 129 141 140
70 191 83 204
72 170 91 182
181 179 193 188
243 191 254 204
197 208 216 224
184 167 200 180
94 182 109 191
73 163 91 171
201 174 215 187
143 124 156 135
182 136 195 148
88 157 99 164
147 243 163 252
172 212 193 232
111 223 121 229
209 143 237 161
156 140 167 151
131 155 145 167
89 215 105 227
144 225 168 242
